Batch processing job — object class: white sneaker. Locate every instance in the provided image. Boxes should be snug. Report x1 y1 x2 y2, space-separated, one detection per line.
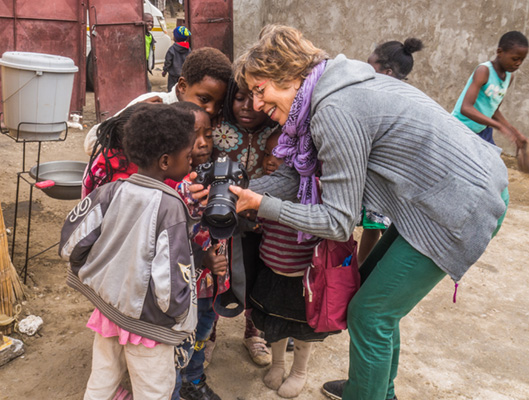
243 336 272 366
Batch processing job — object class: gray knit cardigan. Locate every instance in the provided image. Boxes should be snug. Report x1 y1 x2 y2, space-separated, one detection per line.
250 55 508 281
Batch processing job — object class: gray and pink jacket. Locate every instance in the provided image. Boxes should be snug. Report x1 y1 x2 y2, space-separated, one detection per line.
59 173 198 346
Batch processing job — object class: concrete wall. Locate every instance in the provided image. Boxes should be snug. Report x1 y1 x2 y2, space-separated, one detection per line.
233 0 529 155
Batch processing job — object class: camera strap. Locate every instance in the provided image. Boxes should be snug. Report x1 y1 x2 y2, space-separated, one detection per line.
212 234 246 317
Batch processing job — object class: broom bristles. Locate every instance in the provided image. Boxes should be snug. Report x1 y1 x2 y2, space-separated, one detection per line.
0 203 24 332
7 261 24 301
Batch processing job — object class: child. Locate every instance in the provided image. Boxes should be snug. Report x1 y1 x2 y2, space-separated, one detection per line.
175 47 231 119
356 38 423 267
144 13 155 91
249 129 329 398
82 100 226 400
163 26 192 92
59 104 197 399
206 78 279 369
171 102 227 400
452 31 528 148
367 37 423 80
84 47 232 156
212 78 277 178
83 101 215 197
179 80 277 398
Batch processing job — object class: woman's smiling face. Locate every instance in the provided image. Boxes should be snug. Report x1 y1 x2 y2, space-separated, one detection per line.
246 76 301 126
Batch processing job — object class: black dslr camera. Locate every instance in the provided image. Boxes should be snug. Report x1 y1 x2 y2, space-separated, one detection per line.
195 156 249 239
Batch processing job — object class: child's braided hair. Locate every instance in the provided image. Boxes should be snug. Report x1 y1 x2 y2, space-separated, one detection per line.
86 103 143 189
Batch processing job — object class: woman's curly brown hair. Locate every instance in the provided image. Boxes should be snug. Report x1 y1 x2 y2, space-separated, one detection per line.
234 25 328 89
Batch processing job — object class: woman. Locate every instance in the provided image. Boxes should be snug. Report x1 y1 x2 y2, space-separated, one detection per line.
192 25 509 400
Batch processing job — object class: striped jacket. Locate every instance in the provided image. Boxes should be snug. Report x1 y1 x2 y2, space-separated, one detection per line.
259 220 319 274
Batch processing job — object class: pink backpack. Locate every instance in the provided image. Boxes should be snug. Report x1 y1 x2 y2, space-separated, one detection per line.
303 236 361 332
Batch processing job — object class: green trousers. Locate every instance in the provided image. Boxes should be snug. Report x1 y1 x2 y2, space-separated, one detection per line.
343 189 509 400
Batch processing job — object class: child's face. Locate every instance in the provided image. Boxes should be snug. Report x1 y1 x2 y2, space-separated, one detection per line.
497 45 528 73
165 143 194 182
177 76 227 119
233 87 268 131
192 111 213 167
262 134 283 175
367 52 396 78
367 52 382 73
144 15 154 33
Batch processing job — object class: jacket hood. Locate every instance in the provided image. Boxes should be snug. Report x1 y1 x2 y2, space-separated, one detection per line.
174 43 190 54
312 54 376 113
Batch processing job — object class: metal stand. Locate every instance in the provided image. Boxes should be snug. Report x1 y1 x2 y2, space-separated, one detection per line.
1 117 68 283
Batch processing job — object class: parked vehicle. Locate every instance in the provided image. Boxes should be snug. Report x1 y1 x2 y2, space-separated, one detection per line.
86 0 172 90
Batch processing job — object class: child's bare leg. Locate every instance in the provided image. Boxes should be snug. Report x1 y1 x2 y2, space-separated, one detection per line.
264 338 288 390
277 339 312 398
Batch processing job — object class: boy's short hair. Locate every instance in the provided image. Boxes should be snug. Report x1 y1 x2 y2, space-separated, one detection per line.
123 103 195 169
499 31 528 51
181 47 232 86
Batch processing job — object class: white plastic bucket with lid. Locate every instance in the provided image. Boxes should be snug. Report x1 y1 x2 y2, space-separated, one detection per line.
0 52 78 140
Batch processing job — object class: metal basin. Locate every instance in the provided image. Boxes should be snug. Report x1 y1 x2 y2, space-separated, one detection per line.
29 161 87 200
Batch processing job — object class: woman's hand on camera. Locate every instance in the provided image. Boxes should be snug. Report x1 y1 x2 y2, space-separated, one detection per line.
188 171 210 206
230 186 263 213
239 209 258 221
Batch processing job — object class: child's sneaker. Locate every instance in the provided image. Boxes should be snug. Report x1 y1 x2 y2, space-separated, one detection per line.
180 375 221 400
243 336 271 366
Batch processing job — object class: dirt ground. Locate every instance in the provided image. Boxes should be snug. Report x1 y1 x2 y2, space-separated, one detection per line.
1 70 529 400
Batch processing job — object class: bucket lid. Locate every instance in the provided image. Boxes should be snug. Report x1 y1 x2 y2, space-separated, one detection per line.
0 51 78 73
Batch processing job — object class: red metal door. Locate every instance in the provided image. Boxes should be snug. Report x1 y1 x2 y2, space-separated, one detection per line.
88 0 147 122
185 0 233 61
0 0 86 114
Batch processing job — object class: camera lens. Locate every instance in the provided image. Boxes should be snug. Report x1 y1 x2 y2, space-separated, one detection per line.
198 157 249 239
202 182 240 239
205 211 233 224
203 208 236 227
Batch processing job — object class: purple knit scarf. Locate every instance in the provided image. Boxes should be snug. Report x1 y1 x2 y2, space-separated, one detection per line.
273 60 327 241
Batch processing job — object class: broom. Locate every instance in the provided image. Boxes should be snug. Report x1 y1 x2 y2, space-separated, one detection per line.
0 203 24 335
